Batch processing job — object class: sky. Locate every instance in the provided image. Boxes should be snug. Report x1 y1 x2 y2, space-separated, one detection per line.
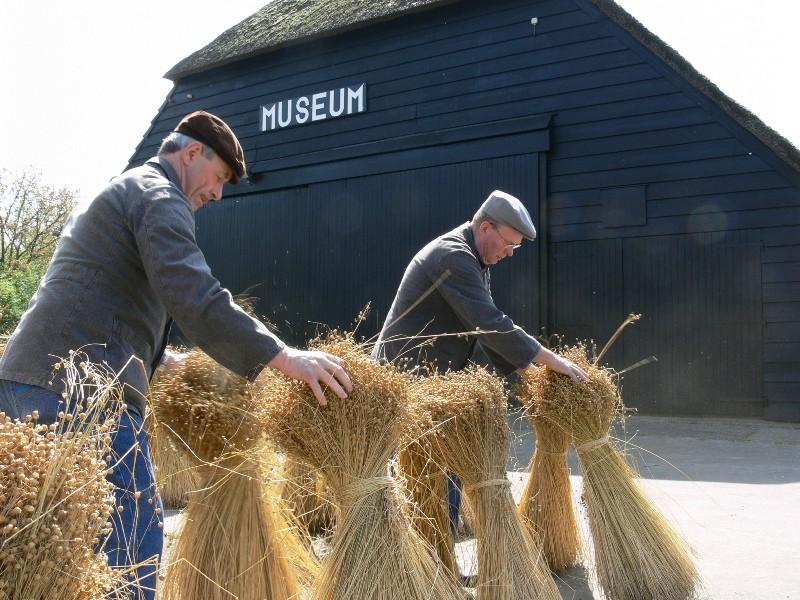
0 0 798 199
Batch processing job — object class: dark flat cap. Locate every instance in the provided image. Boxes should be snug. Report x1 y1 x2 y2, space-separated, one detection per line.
476 190 537 240
174 111 246 183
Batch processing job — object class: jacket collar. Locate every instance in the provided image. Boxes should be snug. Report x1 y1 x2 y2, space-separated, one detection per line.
146 156 184 193
461 222 487 270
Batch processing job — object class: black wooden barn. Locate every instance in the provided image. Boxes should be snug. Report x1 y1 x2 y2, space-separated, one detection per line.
128 0 800 421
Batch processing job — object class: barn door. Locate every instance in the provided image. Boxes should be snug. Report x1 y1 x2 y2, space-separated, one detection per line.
550 233 763 416
198 153 543 346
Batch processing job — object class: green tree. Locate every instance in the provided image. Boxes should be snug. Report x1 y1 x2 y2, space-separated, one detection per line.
0 169 76 333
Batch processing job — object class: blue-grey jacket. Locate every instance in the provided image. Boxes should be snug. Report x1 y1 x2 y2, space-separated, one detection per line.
0 157 284 416
372 223 541 375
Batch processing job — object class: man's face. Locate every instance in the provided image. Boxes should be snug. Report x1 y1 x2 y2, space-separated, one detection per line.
182 145 233 211
476 220 524 266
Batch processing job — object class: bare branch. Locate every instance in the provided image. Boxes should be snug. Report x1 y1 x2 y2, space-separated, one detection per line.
0 168 76 270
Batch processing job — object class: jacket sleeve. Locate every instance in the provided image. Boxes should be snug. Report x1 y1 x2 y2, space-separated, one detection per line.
426 247 541 372
130 185 284 380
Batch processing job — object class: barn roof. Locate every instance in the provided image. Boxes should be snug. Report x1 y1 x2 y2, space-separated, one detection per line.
165 0 800 174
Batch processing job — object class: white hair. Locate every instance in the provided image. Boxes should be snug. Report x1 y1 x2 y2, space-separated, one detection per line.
158 132 215 158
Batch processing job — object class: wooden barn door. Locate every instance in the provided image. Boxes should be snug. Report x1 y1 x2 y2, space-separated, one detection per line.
550 233 763 416
198 152 543 346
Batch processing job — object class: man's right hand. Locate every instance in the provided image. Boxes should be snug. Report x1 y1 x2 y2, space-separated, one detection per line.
268 347 353 406
530 347 589 383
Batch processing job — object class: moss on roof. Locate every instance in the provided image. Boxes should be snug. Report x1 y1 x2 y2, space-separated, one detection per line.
165 0 455 80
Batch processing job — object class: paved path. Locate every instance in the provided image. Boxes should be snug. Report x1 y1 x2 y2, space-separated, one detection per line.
496 410 800 600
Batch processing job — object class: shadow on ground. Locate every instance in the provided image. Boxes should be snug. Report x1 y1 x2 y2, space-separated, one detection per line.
507 407 800 485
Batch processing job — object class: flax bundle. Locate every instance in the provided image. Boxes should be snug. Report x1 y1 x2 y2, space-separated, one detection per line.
281 458 337 536
411 367 560 600
151 349 313 600
517 374 582 572
397 439 457 575
527 344 699 600
147 417 202 509
256 334 465 600
0 356 126 600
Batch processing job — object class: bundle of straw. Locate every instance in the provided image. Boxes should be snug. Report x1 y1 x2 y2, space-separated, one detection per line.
147 417 202 509
281 458 337 537
256 333 465 600
397 439 457 575
410 367 560 600
526 344 699 600
149 349 258 463
151 349 314 600
517 373 582 572
0 356 126 600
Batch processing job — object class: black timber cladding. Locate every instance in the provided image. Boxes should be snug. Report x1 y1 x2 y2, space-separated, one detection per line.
129 0 800 420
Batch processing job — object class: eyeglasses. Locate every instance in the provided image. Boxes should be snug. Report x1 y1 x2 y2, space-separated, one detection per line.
491 222 522 250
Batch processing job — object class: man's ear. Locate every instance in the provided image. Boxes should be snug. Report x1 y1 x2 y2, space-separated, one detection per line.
182 141 204 165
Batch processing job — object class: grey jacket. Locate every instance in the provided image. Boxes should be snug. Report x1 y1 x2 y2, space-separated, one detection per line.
373 223 541 375
0 157 284 416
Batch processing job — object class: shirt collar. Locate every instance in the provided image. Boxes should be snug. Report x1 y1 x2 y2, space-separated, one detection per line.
461 222 487 270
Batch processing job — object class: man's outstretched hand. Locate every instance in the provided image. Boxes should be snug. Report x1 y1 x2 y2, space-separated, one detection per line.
269 347 353 406
527 346 590 383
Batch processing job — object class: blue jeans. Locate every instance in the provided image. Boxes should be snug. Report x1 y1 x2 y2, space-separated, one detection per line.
0 380 163 600
447 471 463 538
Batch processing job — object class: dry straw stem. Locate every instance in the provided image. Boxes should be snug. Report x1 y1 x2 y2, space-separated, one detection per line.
528 344 699 600
154 350 314 600
0 354 128 600
517 372 582 572
458 491 476 538
397 439 457 575
148 417 203 509
256 333 464 600
281 458 337 537
411 367 560 600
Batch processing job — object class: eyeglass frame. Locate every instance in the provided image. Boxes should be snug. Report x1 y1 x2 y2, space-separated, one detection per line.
489 222 523 250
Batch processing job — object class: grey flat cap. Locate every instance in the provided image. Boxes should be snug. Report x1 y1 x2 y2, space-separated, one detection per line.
476 190 537 240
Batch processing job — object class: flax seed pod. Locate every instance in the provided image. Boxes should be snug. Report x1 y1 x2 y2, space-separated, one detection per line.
0 355 126 600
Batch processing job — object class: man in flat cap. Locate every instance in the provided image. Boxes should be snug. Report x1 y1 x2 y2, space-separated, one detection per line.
373 190 587 573
0 111 352 600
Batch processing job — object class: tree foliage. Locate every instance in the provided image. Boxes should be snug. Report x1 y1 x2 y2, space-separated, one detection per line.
0 168 76 333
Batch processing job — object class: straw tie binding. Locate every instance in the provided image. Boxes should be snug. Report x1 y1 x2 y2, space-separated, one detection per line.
537 449 568 456
465 478 511 493
576 436 610 454
339 475 396 505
